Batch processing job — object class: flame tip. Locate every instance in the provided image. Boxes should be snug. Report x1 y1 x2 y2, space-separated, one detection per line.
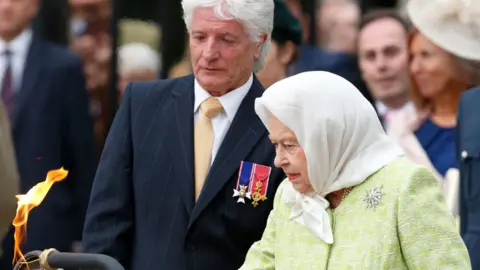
12 167 69 263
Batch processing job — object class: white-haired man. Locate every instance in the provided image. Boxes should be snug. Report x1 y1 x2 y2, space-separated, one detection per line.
82 1 285 269
118 42 161 98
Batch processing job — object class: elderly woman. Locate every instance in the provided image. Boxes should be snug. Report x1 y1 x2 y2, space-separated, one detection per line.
239 71 470 269
117 42 161 98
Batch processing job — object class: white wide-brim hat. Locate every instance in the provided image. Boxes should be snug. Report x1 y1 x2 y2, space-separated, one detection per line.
407 0 480 61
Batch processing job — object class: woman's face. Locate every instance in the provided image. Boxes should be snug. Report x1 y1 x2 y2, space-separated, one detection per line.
409 33 462 99
257 41 296 88
268 115 312 193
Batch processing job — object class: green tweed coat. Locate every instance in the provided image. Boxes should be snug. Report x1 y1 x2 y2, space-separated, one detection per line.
240 158 471 270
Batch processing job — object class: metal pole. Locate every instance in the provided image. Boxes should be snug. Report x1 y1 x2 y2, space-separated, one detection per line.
306 0 316 45
109 0 119 128
159 0 187 79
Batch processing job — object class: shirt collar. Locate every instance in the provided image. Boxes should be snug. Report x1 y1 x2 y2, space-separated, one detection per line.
375 101 413 117
194 74 253 122
0 28 33 57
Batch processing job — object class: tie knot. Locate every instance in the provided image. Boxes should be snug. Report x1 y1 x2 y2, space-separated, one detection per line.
200 97 223 118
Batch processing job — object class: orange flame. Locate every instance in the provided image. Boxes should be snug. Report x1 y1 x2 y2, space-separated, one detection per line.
12 168 68 264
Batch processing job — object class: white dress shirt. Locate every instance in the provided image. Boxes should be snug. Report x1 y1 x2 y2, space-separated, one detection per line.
0 28 33 93
376 101 413 120
193 74 253 166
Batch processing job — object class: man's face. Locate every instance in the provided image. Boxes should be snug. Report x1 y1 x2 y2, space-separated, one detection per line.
0 0 38 40
189 7 264 96
317 2 359 52
358 18 410 107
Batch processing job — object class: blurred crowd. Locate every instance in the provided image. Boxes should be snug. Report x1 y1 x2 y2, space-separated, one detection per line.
0 0 479 269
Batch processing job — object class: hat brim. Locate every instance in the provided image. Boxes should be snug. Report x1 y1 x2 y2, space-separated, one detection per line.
407 0 480 61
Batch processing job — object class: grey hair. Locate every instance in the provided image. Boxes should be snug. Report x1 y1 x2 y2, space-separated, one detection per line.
181 0 274 72
118 42 161 74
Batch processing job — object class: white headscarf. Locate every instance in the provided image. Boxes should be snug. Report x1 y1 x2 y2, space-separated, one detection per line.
255 71 404 243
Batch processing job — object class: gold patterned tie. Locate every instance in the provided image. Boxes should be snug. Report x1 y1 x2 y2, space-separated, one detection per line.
194 97 223 200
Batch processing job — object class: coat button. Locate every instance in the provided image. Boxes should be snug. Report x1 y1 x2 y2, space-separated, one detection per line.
461 150 468 159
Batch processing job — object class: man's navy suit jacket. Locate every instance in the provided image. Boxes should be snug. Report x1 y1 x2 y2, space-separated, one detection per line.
82 74 285 270
458 87 480 269
0 35 96 268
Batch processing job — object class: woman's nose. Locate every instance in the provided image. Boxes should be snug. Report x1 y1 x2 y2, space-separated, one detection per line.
410 57 420 74
274 152 286 168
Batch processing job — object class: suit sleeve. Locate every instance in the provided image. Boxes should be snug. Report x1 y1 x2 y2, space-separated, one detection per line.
398 167 471 269
61 58 97 242
0 102 19 239
239 182 286 270
82 83 134 267
457 95 467 236
457 90 480 270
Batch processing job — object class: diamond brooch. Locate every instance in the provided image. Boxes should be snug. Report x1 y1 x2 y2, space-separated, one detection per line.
363 185 384 209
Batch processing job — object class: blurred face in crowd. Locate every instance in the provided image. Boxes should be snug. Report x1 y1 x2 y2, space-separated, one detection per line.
257 40 296 88
410 32 466 99
189 7 266 96
317 1 359 52
358 18 410 108
69 0 110 36
0 0 38 41
269 115 312 194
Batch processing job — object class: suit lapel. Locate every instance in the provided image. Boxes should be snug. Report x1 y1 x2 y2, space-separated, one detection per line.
13 36 42 130
189 77 267 228
169 74 195 214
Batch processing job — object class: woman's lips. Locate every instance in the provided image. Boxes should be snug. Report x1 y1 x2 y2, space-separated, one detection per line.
287 174 300 181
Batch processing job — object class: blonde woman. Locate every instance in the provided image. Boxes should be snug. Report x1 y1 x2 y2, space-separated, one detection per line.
405 0 480 267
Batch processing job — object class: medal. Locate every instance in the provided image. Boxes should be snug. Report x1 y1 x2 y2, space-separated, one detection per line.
233 161 253 203
233 161 272 207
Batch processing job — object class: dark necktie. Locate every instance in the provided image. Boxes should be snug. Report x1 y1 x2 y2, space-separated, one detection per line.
1 49 13 119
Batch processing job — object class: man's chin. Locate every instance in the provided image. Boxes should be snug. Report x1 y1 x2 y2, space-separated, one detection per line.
197 78 227 90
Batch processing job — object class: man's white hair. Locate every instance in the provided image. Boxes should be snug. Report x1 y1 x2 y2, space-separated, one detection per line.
181 0 274 73
118 42 161 74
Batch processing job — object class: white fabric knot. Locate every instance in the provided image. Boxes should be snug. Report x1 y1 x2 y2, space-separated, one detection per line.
282 183 334 244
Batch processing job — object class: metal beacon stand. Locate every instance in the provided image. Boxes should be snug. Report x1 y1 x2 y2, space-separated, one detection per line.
12 249 124 270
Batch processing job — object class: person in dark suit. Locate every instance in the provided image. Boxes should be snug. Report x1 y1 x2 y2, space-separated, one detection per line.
0 0 96 266
458 87 480 269
82 0 285 269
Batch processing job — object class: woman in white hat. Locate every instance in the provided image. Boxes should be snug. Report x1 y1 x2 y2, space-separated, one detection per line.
386 0 479 218
239 71 470 269
406 0 480 268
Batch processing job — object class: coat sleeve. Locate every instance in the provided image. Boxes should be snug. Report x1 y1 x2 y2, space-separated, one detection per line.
0 102 19 241
398 167 471 269
239 181 286 270
82 83 134 267
60 58 97 242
